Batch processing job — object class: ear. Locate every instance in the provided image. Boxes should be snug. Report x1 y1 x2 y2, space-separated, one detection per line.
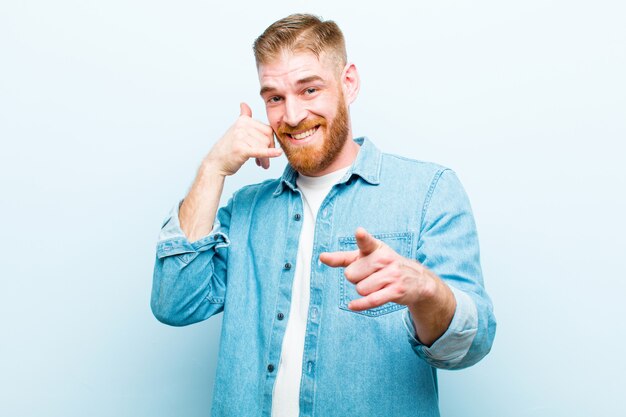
341 62 360 105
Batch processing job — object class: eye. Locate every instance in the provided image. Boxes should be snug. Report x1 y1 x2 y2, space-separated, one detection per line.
267 96 282 104
305 87 317 95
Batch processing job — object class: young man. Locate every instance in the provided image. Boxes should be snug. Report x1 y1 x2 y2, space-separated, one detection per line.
152 14 496 417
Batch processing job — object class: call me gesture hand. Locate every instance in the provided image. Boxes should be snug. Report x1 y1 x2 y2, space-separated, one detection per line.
319 227 458 346
205 102 282 175
179 103 282 243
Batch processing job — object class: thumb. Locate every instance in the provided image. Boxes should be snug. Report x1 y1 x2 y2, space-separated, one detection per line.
240 102 252 117
355 227 382 256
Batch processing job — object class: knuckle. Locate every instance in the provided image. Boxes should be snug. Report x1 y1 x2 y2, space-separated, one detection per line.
395 284 407 297
355 282 368 296
379 251 394 264
372 259 385 270
370 292 384 306
388 262 401 277
232 142 245 154
351 300 364 310
343 268 355 283
383 275 395 288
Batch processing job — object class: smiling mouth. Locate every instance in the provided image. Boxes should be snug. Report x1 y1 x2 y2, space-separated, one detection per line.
287 126 319 140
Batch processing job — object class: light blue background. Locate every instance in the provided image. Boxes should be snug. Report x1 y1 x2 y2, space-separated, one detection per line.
1 1 624 416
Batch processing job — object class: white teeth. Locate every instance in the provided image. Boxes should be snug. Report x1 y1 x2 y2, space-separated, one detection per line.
292 127 317 140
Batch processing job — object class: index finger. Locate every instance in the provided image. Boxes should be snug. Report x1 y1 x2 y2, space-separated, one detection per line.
319 249 360 268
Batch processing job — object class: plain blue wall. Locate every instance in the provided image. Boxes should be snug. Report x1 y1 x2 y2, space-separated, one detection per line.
1 1 624 416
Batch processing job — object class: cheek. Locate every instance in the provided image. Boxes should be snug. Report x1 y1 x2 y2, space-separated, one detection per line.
309 102 336 121
265 108 282 129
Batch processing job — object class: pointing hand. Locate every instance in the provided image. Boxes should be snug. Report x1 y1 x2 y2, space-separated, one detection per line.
319 227 441 312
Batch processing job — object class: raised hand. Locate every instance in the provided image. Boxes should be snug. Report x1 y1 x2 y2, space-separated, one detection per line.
179 103 282 242
204 102 282 176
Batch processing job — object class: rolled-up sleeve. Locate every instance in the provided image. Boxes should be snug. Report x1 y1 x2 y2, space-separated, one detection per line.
408 169 496 369
404 285 478 368
151 198 232 326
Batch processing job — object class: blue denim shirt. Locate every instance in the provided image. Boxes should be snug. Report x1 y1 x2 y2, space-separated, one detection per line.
152 137 496 417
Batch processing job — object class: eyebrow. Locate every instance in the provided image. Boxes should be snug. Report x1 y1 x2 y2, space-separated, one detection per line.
296 75 325 86
259 75 326 96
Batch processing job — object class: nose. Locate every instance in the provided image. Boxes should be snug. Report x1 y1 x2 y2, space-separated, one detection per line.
282 97 307 127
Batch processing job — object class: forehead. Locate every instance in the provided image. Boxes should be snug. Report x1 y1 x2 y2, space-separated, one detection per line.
258 51 337 91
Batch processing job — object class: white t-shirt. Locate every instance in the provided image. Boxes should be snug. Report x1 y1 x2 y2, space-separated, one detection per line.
271 166 350 417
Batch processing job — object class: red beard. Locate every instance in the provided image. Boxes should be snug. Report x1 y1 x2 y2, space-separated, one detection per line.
275 93 349 176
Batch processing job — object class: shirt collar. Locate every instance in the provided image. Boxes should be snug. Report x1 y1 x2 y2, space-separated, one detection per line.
273 137 382 197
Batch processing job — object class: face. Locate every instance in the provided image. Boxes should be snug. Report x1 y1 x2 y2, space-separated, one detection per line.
258 51 352 176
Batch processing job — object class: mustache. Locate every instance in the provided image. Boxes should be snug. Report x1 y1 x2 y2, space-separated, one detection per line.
276 117 326 136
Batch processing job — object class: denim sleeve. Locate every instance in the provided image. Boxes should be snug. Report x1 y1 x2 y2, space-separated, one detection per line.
403 285 478 367
408 169 496 369
150 198 231 326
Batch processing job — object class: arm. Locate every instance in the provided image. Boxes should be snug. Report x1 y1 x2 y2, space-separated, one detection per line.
320 169 495 369
180 103 281 242
151 198 233 326
320 228 456 346
408 169 496 369
151 103 282 326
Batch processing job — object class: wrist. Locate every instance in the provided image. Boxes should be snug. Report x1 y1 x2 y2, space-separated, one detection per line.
200 157 228 178
407 276 457 346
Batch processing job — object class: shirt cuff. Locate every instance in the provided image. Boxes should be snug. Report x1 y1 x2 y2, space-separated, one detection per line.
403 285 478 367
156 200 229 260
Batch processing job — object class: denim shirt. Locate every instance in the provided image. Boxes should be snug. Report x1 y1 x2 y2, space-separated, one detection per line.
152 137 496 417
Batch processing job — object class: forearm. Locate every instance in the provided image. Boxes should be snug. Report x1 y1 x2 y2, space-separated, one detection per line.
405 169 495 367
404 286 487 370
179 161 226 243
407 269 457 346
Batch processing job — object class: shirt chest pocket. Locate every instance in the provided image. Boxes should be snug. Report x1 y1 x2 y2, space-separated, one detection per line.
337 232 413 317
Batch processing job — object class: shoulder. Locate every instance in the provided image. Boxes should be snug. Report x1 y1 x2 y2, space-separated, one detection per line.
231 176 282 202
379 151 455 186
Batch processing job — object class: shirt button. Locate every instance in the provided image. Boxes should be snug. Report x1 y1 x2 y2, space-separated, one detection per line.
284 262 292 270
311 307 318 320
267 364 275 373
294 213 301 221
277 312 284 320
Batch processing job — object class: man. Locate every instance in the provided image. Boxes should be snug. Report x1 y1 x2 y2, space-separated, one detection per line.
152 13 496 417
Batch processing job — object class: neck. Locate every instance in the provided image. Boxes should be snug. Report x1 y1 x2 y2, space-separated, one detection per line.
302 129 359 177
